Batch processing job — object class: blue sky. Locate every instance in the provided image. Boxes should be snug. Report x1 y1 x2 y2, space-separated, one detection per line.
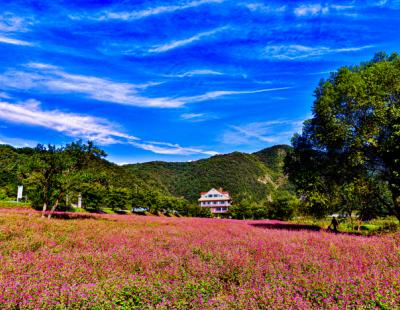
0 0 399 164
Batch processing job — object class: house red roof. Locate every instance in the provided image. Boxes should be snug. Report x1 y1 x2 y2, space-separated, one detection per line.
200 189 230 195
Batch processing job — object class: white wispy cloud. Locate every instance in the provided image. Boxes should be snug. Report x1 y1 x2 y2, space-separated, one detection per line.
294 4 329 16
330 5 355 10
180 112 218 122
0 63 184 108
149 26 228 53
0 99 137 144
0 14 32 32
368 0 400 8
0 97 217 155
0 63 291 107
181 87 292 102
222 119 304 146
130 141 218 155
164 69 224 78
0 92 10 99
245 3 287 13
0 14 34 46
181 113 206 120
294 4 354 17
98 0 225 21
264 44 374 60
0 35 32 46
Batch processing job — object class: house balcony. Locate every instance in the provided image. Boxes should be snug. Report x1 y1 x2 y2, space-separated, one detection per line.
200 203 231 208
211 207 229 213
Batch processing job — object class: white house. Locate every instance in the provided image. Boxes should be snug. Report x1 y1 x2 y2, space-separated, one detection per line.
198 188 232 215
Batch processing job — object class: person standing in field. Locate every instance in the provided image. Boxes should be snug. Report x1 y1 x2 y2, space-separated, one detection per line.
328 217 339 232
328 216 339 233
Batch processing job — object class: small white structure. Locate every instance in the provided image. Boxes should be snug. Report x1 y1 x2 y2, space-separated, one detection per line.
198 188 232 215
78 193 82 208
17 186 23 202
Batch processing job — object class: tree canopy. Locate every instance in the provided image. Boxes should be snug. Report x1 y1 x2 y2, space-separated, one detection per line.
20 141 106 218
286 52 400 221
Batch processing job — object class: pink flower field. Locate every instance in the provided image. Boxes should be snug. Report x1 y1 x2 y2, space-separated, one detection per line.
0 210 399 309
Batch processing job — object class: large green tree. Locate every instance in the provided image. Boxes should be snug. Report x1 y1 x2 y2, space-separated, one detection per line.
20 141 106 218
286 52 400 221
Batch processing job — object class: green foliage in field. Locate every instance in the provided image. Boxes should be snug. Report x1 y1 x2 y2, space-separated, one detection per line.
0 201 31 209
286 52 400 222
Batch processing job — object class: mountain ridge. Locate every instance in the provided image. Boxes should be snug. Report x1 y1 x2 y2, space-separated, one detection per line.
123 144 293 202
0 143 292 206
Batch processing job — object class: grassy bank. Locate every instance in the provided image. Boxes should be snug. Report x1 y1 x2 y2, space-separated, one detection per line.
0 200 32 209
291 216 400 235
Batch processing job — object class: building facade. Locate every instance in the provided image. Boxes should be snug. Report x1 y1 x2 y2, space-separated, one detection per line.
198 188 232 215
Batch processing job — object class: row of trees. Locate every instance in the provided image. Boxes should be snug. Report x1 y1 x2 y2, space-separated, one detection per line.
285 52 400 222
81 185 210 217
228 191 299 220
15 141 209 218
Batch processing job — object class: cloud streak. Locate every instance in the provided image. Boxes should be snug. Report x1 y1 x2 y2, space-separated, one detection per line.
180 112 218 122
0 99 137 144
244 3 287 14
164 69 224 78
0 14 32 32
264 44 374 60
99 0 225 21
149 26 228 53
130 141 218 155
294 4 354 17
0 98 217 155
0 63 291 108
222 119 304 146
181 87 293 102
0 35 31 46
181 113 206 120
0 63 185 108
0 13 34 46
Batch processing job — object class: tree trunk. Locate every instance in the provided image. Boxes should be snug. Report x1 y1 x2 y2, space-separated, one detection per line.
392 194 400 223
47 192 63 219
348 210 354 231
41 202 47 218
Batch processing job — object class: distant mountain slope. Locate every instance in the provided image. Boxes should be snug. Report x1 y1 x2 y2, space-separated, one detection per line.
123 145 292 202
253 144 292 173
0 144 292 204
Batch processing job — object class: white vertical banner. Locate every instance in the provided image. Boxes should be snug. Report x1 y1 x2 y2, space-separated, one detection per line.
17 186 23 202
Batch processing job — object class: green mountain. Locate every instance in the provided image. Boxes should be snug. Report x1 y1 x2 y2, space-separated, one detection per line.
123 144 292 203
0 143 292 207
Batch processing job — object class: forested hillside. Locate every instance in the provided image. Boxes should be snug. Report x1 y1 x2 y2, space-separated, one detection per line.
124 145 292 203
0 143 293 218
